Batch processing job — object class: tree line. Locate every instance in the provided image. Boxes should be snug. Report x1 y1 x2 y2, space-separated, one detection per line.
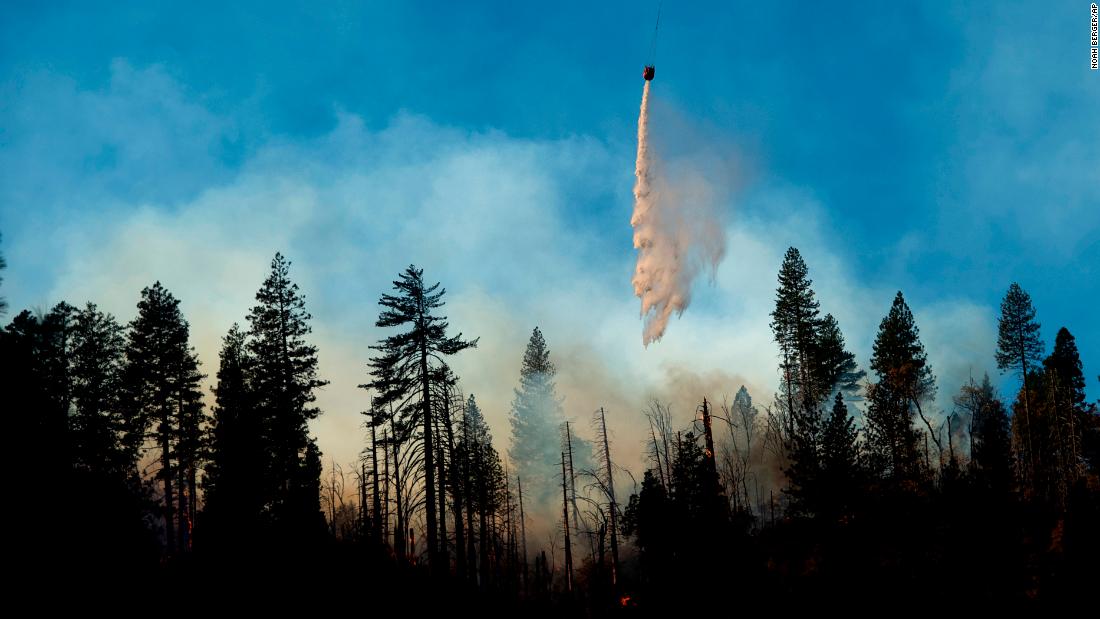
623 248 1099 609
2 238 1097 611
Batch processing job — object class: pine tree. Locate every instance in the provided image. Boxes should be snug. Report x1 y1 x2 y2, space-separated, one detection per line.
820 391 861 515
784 401 823 515
509 327 564 506
174 344 205 553
1045 328 1087 412
955 374 1012 493
368 264 477 570
5 304 76 465
995 282 1043 486
1035 328 1088 504
70 303 132 479
634 431 733 598
814 313 866 396
621 470 672 584
4 304 75 566
123 282 205 556
69 302 155 563
363 345 417 561
202 324 263 547
770 249 863 514
770 247 822 417
864 291 935 482
459 394 506 587
246 253 327 539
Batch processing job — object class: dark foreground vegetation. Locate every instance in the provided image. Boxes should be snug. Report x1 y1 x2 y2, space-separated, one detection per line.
3 238 1098 612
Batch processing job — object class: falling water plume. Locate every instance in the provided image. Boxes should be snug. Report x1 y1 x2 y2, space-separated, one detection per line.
631 81 727 346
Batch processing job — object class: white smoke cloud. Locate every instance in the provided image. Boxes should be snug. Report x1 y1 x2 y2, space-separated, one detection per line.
2 62 1002 543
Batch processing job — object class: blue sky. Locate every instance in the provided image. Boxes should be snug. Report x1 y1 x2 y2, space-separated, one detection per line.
2 1 1097 472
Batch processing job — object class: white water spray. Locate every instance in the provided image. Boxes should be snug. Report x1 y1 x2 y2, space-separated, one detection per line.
631 81 727 346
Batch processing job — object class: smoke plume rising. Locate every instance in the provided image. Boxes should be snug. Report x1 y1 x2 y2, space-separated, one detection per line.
631 81 728 345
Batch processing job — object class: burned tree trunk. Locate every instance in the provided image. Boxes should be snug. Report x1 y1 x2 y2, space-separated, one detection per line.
599 407 620 588
392 426 406 563
441 390 467 581
561 451 574 595
518 476 528 594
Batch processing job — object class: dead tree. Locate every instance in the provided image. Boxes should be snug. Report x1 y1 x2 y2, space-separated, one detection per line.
382 429 391 549
564 422 583 538
439 381 467 580
371 422 382 543
518 475 529 593
700 398 719 483
648 415 667 489
561 452 574 594
391 423 406 562
597 407 619 588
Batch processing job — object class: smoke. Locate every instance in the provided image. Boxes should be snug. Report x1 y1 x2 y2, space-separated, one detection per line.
631 81 729 345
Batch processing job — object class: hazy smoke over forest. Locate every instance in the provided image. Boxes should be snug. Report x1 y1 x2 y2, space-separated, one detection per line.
631 81 728 345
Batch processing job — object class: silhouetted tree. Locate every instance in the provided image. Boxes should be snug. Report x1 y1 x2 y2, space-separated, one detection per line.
5 305 75 467
820 391 860 516
624 430 735 608
955 374 1012 493
70 303 134 479
246 253 327 541
1044 328 1087 488
458 394 506 587
431 364 469 578
864 292 934 483
1045 329 1086 408
123 282 205 556
771 247 822 418
1016 328 1091 506
202 324 263 548
363 335 416 561
621 470 671 584
771 249 864 516
996 282 1043 488
5 305 71 566
369 265 477 571
814 313 866 395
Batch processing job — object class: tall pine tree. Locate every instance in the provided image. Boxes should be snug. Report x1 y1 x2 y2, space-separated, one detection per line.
995 282 1043 487
770 249 863 514
368 265 477 570
202 323 263 548
70 303 133 479
770 247 822 418
864 291 935 482
509 327 564 506
246 253 328 540
1032 327 1088 505
123 283 205 556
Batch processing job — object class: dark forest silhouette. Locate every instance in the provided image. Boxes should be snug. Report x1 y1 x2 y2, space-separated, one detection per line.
2 237 1098 612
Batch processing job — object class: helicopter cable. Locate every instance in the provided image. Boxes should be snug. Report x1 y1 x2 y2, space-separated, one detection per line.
649 1 662 64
